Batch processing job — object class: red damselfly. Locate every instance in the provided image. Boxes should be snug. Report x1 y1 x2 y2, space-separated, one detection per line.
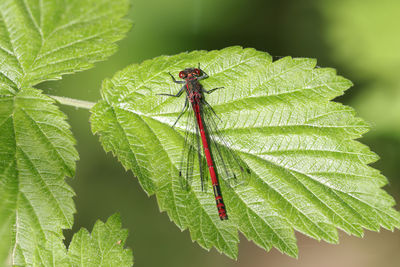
159 66 249 220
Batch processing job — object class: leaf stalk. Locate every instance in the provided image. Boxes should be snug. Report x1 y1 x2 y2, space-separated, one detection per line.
49 95 95 109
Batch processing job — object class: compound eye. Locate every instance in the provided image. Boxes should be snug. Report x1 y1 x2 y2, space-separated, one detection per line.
179 71 186 79
193 68 201 76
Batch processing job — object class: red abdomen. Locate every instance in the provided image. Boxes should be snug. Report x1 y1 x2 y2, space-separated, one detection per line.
192 101 228 220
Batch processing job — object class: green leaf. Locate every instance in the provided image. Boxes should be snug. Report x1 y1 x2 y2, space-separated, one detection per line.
0 215 11 266
91 46 400 258
68 214 133 267
0 0 132 264
0 0 131 88
0 86 77 265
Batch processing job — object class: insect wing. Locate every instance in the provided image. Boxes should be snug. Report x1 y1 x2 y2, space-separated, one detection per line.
199 99 250 187
177 107 207 191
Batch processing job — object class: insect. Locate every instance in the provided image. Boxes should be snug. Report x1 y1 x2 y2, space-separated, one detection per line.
159 66 249 220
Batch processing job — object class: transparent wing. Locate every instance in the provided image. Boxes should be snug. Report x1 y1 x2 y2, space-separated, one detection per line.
199 99 251 188
177 107 207 191
176 98 250 192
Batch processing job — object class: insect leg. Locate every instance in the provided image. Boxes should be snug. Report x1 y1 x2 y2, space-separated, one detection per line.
197 64 209 80
157 84 185 97
169 72 185 84
203 87 224 94
172 96 189 127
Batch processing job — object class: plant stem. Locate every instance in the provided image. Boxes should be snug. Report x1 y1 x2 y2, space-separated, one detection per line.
49 95 96 110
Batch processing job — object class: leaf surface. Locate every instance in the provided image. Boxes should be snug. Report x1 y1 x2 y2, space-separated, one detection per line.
0 86 77 265
68 214 133 267
0 0 131 88
0 0 132 264
90 46 400 258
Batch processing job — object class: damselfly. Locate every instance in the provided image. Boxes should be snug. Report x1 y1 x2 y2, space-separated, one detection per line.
159 66 249 220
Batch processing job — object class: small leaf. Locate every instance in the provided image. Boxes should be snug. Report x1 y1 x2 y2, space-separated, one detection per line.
0 0 132 88
68 214 133 267
91 46 400 258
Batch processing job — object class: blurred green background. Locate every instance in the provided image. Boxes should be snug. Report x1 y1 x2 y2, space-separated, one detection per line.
38 0 400 266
